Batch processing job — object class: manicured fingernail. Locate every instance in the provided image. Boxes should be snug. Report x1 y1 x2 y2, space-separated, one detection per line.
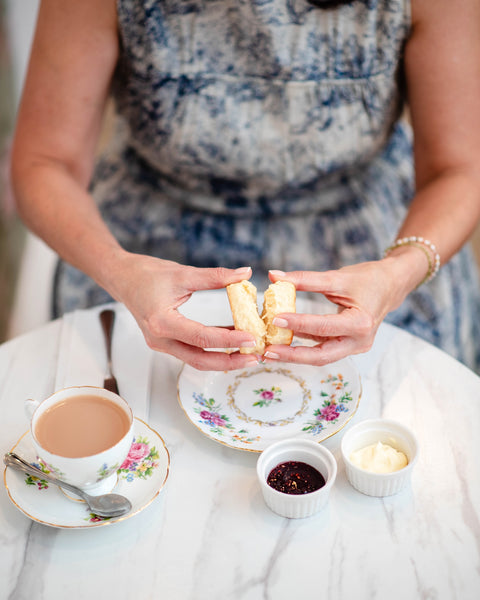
269 269 286 277
240 340 257 347
264 350 280 360
246 357 260 366
235 266 252 274
273 317 288 328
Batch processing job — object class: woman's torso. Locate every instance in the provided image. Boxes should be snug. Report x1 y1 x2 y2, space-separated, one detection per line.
108 0 411 216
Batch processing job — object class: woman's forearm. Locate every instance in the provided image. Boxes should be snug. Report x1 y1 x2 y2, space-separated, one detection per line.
10 0 123 295
396 166 480 264
377 164 480 316
12 156 131 302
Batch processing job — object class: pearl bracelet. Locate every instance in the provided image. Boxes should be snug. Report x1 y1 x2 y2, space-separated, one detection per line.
383 236 441 286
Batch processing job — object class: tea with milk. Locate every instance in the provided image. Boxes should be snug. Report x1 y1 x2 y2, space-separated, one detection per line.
34 394 131 458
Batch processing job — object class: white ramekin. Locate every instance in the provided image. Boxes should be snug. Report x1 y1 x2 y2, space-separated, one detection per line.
256 438 337 518
341 418 419 497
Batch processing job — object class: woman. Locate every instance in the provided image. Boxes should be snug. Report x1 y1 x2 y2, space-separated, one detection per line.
11 0 480 371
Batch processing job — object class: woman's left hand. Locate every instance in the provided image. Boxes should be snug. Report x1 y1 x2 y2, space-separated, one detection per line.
264 259 420 366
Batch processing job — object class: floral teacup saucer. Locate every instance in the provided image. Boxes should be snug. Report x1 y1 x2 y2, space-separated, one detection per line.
177 358 362 452
3 418 170 529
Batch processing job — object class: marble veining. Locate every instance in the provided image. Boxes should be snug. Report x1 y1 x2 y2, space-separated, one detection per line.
0 298 479 599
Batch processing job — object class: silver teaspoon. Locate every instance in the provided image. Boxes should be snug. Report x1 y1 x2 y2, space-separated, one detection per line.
4 452 132 518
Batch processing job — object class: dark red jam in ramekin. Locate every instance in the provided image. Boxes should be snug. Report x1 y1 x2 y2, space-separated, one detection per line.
267 461 326 495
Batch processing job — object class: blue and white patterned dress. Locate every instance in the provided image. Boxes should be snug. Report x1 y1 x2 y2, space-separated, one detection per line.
54 0 480 371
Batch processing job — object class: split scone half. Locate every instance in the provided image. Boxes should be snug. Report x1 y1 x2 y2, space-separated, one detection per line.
227 280 296 354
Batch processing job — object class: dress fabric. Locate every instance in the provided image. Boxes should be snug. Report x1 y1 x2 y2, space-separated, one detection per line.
53 0 480 371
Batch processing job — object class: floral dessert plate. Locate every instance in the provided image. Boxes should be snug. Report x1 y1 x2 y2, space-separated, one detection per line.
3 418 170 529
177 358 362 452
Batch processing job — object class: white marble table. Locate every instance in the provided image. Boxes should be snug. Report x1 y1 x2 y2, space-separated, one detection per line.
1 291 479 600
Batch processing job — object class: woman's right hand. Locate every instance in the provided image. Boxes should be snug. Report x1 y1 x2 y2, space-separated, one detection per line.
111 255 260 371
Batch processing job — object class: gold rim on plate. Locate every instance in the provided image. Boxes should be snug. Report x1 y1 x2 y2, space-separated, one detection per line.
3 417 170 529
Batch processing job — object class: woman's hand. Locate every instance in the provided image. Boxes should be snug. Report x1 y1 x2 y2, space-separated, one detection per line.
111 255 260 371
264 254 427 366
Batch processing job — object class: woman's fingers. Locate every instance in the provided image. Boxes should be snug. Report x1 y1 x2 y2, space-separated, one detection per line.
121 259 260 369
274 308 375 342
263 308 377 367
155 339 261 371
265 263 396 366
144 311 256 351
181 265 253 293
264 336 360 366
269 269 343 295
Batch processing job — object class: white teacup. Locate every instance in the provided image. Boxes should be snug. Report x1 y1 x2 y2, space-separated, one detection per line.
25 386 134 496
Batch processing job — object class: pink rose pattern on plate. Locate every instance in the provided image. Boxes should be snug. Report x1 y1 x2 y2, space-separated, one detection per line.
252 386 282 408
191 372 354 444
117 436 159 481
193 392 260 444
25 457 66 490
17 426 167 525
302 374 353 435
85 436 160 523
